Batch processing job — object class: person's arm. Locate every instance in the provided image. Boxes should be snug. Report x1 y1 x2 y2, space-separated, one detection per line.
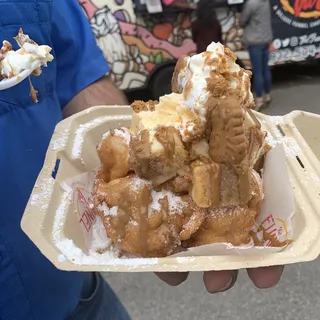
63 76 128 118
51 0 128 119
239 1 253 28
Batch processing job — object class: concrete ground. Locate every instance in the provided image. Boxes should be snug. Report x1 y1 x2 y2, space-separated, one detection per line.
104 63 320 320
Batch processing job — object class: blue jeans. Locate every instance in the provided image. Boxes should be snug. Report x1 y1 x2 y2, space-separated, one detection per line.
248 45 272 98
67 273 131 320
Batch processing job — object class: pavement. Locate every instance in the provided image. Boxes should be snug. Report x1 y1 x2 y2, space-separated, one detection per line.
103 62 320 320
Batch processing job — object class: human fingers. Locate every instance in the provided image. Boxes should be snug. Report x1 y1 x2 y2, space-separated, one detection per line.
203 270 238 293
155 272 189 286
247 265 284 288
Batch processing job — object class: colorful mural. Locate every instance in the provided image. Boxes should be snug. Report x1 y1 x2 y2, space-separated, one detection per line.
78 0 250 91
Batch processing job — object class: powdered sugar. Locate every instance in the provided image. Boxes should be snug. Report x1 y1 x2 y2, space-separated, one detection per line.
114 128 131 145
267 115 284 126
90 215 112 252
263 116 302 157
97 184 187 218
167 191 187 213
176 257 195 263
98 203 118 217
73 116 130 159
30 194 40 205
52 192 70 243
102 131 110 140
149 189 187 215
130 176 151 190
73 118 107 158
282 137 302 157
208 206 243 218
149 190 163 211
30 177 55 211
57 234 159 268
51 129 69 151
102 128 131 146
266 134 302 157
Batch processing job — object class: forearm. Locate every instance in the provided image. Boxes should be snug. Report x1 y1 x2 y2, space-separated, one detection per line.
63 75 128 118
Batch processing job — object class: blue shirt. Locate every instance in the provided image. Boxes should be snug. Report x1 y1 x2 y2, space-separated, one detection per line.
0 1 109 319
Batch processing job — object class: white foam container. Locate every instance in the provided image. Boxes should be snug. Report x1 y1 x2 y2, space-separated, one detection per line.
21 107 320 272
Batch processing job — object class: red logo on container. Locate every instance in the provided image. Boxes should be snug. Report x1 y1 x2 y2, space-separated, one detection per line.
73 187 96 233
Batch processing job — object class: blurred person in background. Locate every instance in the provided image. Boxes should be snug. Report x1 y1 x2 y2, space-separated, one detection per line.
240 0 273 110
191 0 223 54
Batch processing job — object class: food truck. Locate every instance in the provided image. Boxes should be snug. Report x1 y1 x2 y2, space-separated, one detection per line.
78 0 320 100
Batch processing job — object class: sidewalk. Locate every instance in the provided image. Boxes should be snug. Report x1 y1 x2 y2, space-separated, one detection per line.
105 259 319 320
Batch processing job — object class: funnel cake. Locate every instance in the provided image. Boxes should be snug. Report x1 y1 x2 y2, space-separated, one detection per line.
189 169 264 246
94 174 206 257
130 126 189 186
97 128 131 182
94 42 271 257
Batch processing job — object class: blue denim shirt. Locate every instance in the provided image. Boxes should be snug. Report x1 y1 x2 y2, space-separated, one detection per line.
0 1 109 319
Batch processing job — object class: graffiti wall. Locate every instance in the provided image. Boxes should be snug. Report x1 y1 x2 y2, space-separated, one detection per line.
78 0 250 91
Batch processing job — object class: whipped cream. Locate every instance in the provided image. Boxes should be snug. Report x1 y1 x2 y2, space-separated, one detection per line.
131 93 199 148
131 42 255 155
177 42 254 117
0 40 53 78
